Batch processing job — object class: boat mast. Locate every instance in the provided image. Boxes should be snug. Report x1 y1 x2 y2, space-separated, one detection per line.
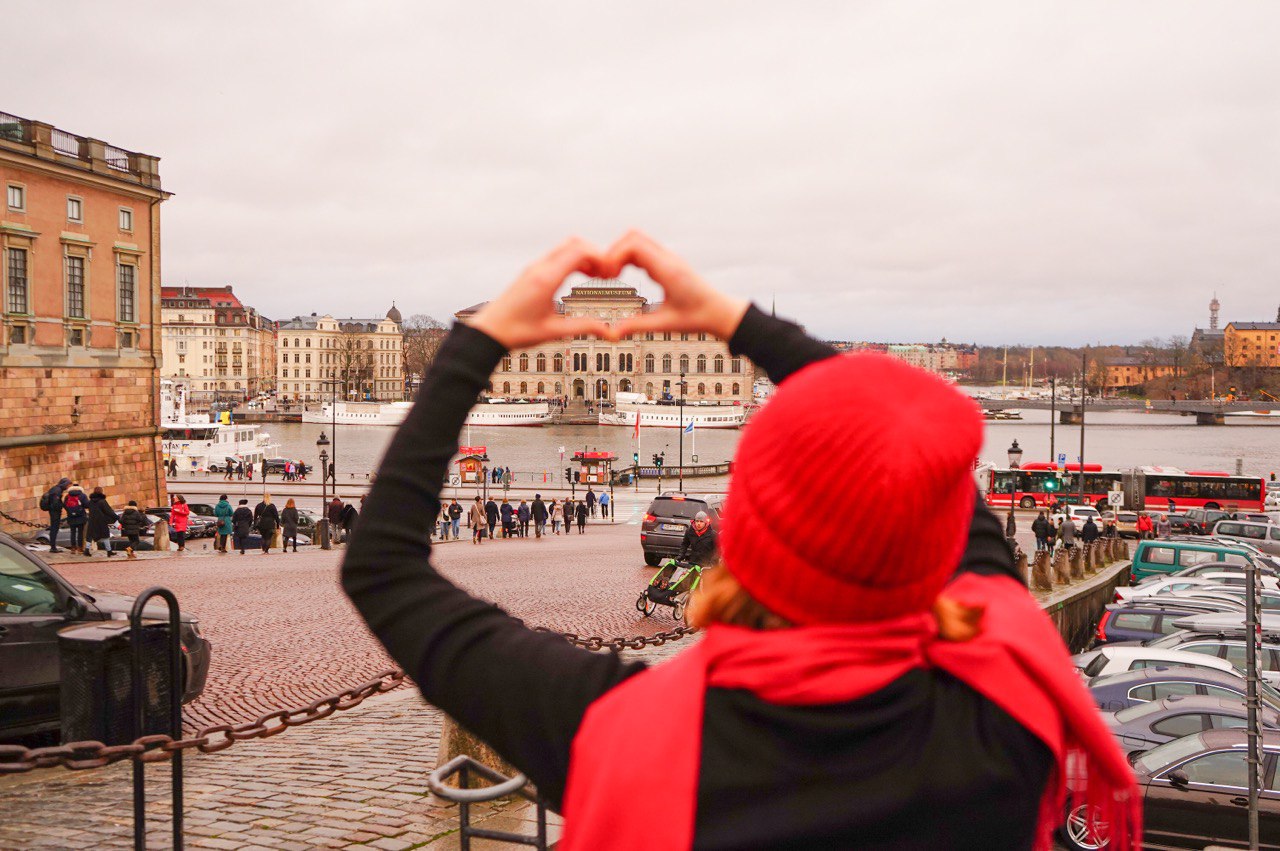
1001 347 1008 399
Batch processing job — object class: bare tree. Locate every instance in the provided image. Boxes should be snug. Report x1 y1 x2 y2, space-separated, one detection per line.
402 314 447 393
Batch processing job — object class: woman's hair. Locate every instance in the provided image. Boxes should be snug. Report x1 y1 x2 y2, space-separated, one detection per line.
285 498 296 509
175 494 186 504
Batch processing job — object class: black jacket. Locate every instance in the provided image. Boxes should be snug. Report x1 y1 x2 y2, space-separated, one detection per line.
120 508 147 537
254 502 280 532
531 498 548 522
679 524 719 566
232 506 254 537
575 501 588 521
340 504 358 531
280 506 299 536
1031 516 1051 539
1082 519 1101 543
342 309 1050 849
448 502 463 520
85 493 118 540
63 489 88 528
484 500 499 523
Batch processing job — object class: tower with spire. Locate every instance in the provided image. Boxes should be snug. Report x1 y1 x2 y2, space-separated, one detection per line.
1210 293 1220 330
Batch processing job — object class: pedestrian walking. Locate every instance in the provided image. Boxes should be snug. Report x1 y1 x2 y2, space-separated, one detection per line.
485 497 499 539
224 462 234 481
329 496 344 532
1031 511 1050 552
1004 510 1016 550
63 483 88 555
254 494 279 553
549 499 561 535
120 501 146 558
246 461 255 481
343 235 1137 850
1155 513 1172 539
298 461 308 482
518 500 531 537
470 496 487 544
170 494 191 552
586 487 597 518
1082 517 1100 545
236 461 245 480
532 494 548 538
340 502 359 542
1058 515 1077 551
232 499 254 554
40 477 71 553
575 499 588 534
1136 512 1154 540
86 487 118 557
599 491 610 519
448 499 463 540
437 503 450 539
281 498 300 552
500 499 514 537
214 494 234 553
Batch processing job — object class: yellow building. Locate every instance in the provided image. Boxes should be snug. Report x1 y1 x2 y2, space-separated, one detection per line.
1223 322 1280 368
277 306 403 403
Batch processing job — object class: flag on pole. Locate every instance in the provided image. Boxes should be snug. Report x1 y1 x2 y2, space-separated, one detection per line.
683 420 694 434
633 412 640 441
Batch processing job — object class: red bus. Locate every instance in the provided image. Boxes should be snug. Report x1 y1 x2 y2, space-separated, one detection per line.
1132 467 1266 512
985 463 1120 511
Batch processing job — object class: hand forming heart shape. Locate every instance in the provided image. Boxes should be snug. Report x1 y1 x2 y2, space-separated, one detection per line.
466 231 750 350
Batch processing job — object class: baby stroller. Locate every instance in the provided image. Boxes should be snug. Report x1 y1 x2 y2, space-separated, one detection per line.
636 558 704 624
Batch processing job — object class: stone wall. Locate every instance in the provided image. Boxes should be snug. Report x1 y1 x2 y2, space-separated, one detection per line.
0 365 165 527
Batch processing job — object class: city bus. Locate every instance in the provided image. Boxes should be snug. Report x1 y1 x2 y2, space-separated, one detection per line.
1125 467 1266 512
985 463 1121 511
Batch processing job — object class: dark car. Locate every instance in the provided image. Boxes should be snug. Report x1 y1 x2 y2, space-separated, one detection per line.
0 531 211 738
262 458 292 474
1058 730 1280 850
145 506 217 539
639 493 723 566
1102 694 1280 757
1087 665 1280 713
1094 600 1240 645
1181 507 1232 535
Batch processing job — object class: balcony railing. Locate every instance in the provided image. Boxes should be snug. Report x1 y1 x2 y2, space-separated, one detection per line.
51 128 80 156
0 109 161 188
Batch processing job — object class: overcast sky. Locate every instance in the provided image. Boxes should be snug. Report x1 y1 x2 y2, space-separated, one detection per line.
9 1 1280 344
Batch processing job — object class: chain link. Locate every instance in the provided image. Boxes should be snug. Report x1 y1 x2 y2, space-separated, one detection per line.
0 509 48 530
532 624 699 652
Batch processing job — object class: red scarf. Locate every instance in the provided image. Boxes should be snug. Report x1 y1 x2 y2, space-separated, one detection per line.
560 573 1140 850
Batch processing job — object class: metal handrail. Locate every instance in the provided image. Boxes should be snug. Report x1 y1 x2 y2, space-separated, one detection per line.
427 755 548 850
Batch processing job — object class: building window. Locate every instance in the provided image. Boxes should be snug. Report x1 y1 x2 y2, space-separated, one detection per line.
503 356 513 371
662 354 672 373
731 357 742 374
553 353 564 372
697 382 706 396
6 184 24 211
714 382 723 395
66 256 86 319
66 196 83 223
519 353 529 371
732 383 740 395
7 248 28 313
696 354 707 373
714 354 724 373
679 354 690 374
645 354 655 373
519 381 528 394
117 263 136 322
119 208 133 231
536 353 546 372
119 330 135 349
68 327 84 347
9 324 26 344
503 381 511 394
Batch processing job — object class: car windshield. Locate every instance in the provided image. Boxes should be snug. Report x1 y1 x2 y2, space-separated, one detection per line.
0 544 61 614
1134 733 1207 774
1114 700 1169 723
650 499 708 520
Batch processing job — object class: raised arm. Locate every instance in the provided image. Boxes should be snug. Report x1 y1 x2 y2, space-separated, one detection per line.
342 240 644 808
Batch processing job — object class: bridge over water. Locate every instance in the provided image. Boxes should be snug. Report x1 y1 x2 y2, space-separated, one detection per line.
976 398 1280 425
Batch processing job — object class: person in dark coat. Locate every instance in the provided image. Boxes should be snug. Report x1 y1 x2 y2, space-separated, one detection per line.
254 494 280 553
328 497 344 528
232 499 254 554
62 484 88 555
517 500 531 537
531 494 549 538
280 498 300 553
85 487 119 557
42 478 71 553
500 499 514 538
678 511 719 566
339 503 359 542
575 499 588 534
448 499 463 540
1004 510 1017 549
120 501 147 558
1031 511 1051 552
484 498 500 539
1082 517 1101 545
586 487 597 517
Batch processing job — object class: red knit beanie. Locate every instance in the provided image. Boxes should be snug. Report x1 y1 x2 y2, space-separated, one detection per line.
721 353 983 625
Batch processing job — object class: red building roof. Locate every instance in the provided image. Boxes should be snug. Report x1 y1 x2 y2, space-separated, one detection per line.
161 285 243 308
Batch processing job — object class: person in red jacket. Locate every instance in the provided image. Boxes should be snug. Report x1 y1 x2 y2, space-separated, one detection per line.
1136 512 1155 539
343 234 1140 851
169 494 191 552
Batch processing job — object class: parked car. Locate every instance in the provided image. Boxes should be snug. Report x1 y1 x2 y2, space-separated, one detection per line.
1212 519 1280 556
639 493 724 566
145 507 217 539
1167 584 1280 611
1102 694 1280 757
1180 507 1232 535
1130 539 1254 582
1145 560 1280 582
29 525 154 553
1073 646 1238 681
1058 730 1280 850
0 531 211 738
1141 632 1280 685
262 458 291 474
1114 575 1226 603
1094 600 1244 645
1052 506 1104 527
1110 511 1140 539
1087 666 1280 713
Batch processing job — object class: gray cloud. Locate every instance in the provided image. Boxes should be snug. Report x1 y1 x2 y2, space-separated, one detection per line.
9 0 1280 343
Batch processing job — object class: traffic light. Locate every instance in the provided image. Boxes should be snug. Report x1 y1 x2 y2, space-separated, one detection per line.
564 466 571 482
633 452 639 464
1043 477 1060 493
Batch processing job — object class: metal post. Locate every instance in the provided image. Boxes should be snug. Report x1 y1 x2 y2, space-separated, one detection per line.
1079 350 1087 509
130 587 184 851
678 372 685 492
1050 374 1056 466
1247 555 1261 848
331 381 338 486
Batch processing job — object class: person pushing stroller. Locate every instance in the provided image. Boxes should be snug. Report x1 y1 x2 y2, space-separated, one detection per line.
678 510 718 568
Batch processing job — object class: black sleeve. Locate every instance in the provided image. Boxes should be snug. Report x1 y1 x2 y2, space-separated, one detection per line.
341 323 645 810
955 494 1024 585
727 304 838 384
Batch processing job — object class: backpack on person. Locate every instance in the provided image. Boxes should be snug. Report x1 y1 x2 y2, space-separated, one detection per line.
39 491 50 511
64 493 81 511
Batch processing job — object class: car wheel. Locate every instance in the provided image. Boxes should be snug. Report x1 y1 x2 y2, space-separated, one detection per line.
643 552 661 567
1019 496 1036 509
1058 803 1110 851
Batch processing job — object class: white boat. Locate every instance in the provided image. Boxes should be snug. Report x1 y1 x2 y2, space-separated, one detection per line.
983 408 1023 421
465 399 552 426
302 400 414 426
599 392 746 429
160 381 278 473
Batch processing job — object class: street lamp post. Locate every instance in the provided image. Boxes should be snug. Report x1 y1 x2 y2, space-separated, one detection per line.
316 432 331 550
677 371 686 491
1007 439 1023 515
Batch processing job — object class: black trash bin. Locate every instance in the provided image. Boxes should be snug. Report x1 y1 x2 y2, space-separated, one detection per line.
59 620 173 745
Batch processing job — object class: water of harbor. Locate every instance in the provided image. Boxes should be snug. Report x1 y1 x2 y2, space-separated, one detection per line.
262 408 1280 490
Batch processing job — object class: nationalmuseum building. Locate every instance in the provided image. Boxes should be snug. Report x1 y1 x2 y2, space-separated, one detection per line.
456 281 754 404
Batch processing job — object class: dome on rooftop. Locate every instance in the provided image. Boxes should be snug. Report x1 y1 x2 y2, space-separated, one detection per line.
386 303 402 323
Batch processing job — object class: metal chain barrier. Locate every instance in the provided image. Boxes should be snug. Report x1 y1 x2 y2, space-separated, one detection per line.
0 621 699 775
0 669 405 775
0 509 48 529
